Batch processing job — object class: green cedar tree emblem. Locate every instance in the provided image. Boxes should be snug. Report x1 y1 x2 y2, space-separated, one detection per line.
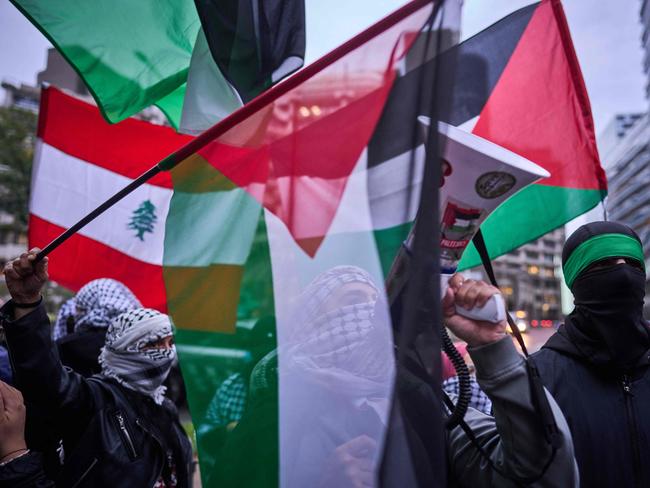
128 199 157 241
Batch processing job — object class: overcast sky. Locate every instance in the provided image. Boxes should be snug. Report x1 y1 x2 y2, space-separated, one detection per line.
0 0 646 135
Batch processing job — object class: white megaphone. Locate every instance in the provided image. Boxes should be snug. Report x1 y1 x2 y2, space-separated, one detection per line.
412 117 550 323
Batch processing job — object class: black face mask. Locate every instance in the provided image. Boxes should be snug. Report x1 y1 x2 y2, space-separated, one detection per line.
565 263 650 370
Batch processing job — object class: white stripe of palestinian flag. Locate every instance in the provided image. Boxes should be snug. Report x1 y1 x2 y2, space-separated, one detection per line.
264 153 395 486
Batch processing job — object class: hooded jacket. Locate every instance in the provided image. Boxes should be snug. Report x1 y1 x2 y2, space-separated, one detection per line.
532 330 650 488
532 221 650 488
1 303 192 488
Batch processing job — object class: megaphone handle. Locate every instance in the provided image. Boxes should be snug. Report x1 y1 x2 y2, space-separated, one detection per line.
441 273 506 324
456 294 506 324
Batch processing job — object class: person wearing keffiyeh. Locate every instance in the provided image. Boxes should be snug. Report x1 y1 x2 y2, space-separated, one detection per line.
0 250 193 487
56 279 141 377
99 308 176 405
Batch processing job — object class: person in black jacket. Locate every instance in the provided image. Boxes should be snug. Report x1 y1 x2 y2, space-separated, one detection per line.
531 221 650 488
1 249 192 488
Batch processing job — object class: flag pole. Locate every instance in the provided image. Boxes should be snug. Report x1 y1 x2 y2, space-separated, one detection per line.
33 0 431 263
35 165 162 261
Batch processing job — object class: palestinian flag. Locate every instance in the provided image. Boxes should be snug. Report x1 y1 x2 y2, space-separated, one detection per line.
10 0 305 132
368 0 607 270
28 86 192 309
162 1 459 486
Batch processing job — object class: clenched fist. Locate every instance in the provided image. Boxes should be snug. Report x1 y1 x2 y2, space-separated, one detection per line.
0 380 27 463
3 248 48 306
442 273 507 347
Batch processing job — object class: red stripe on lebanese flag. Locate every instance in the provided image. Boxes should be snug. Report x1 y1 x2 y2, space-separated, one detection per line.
29 215 167 310
37 87 193 189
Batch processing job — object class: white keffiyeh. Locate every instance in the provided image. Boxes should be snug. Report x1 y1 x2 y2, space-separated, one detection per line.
99 309 175 404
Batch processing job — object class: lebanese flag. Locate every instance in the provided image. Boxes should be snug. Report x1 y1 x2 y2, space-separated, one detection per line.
29 87 192 310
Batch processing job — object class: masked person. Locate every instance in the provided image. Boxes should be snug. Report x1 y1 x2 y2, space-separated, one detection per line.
531 221 650 488
56 278 142 377
1 250 192 488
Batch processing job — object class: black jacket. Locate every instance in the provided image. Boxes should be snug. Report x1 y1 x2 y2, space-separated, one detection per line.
1 302 193 488
0 452 54 488
532 327 650 488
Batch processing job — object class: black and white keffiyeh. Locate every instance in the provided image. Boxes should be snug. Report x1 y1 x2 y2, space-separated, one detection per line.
74 278 142 331
99 308 175 404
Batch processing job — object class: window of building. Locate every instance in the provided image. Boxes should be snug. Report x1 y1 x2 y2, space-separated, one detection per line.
544 295 558 304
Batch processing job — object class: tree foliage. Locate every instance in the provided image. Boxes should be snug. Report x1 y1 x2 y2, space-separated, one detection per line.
0 107 37 231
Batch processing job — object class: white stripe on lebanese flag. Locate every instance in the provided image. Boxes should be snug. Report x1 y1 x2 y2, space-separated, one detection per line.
31 142 172 265
29 87 192 310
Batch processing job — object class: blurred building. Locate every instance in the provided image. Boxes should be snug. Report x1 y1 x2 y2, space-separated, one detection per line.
592 0 650 317
0 81 40 112
602 113 650 315
642 0 650 99
597 113 644 165
488 227 565 323
37 49 89 96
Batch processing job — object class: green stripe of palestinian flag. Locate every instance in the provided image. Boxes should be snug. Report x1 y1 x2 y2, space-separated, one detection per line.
164 157 278 485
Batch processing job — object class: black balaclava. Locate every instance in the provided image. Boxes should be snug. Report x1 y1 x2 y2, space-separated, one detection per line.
562 221 649 370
